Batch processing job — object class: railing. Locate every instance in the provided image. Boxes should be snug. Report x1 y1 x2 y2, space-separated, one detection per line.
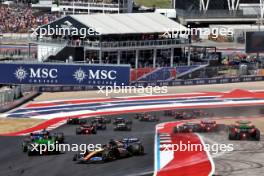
0 85 36 107
97 39 188 48
60 2 120 8
176 9 259 19
36 37 188 49
130 64 264 82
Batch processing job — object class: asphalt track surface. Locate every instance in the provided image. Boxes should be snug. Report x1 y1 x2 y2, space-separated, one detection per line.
1 106 264 176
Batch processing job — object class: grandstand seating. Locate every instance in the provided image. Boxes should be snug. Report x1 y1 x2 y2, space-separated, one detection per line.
131 65 208 82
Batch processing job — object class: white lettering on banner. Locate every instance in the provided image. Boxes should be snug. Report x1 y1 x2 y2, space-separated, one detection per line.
30 68 58 79
87 70 117 80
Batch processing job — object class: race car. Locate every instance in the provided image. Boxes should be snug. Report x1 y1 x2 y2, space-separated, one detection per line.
73 138 144 163
114 123 132 131
113 117 132 125
174 111 185 119
22 130 64 155
200 120 218 132
67 118 87 125
228 121 260 141
173 122 201 133
164 109 177 116
192 110 214 118
91 116 111 124
138 114 159 122
76 124 97 135
92 122 107 130
134 113 145 119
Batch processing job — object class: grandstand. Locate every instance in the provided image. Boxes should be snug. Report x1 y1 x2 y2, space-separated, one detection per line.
172 0 264 24
32 0 134 14
36 13 202 68
130 65 208 82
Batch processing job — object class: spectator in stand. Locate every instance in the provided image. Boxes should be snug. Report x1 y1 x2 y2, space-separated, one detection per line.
0 4 60 33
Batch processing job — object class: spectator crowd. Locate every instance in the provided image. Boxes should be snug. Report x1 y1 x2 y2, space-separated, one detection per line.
0 4 61 33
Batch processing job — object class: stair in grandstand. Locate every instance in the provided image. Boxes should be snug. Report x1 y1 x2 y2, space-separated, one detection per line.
39 42 67 61
175 64 209 79
46 46 85 62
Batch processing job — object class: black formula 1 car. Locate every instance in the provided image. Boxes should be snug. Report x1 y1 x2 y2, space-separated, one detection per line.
164 110 176 116
113 117 132 125
73 138 144 163
138 114 159 122
114 123 132 131
173 120 219 133
93 122 107 130
228 121 260 141
173 122 202 133
192 110 214 118
134 113 145 119
67 118 87 125
91 116 111 124
76 125 97 135
165 110 214 119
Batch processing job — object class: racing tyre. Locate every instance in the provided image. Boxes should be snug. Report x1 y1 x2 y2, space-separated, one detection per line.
102 150 115 162
55 133 64 143
73 154 78 161
229 132 237 140
92 129 97 134
255 129 260 141
76 128 82 135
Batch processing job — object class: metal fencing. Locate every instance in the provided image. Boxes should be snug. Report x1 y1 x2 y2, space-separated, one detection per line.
0 85 36 107
131 64 264 82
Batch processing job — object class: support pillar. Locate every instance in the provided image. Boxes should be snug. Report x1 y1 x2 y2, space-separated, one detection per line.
117 50 121 65
153 49 157 68
99 50 102 64
135 50 139 69
170 48 174 67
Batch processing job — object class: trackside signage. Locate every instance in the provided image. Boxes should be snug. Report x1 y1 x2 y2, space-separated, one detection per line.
0 63 130 86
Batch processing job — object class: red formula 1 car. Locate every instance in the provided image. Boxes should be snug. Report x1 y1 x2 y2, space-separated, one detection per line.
76 124 97 135
200 120 218 132
228 121 260 141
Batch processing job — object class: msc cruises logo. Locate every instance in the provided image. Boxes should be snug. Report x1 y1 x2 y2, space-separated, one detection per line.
73 68 86 83
72 69 117 83
14 67 28 81
14 67 58 83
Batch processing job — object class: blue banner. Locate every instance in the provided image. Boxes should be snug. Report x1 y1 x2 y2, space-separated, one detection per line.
0 63 130 86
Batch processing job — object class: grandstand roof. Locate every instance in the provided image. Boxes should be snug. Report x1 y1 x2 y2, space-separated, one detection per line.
42 13 186 36
71 13 186 35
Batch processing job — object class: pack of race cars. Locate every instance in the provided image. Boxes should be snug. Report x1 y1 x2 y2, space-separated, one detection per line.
71 114 160 134
21 109 261 161
173 120 260 141
164 109 261 141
